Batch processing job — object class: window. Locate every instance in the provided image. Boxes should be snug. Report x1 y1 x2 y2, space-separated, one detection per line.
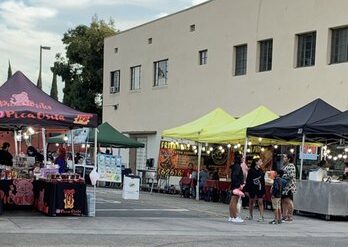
259 39 273 72
148 38 152 44
297 32 316 67
331 27 348 64
131 66 141 90
154 59 168 86
114 48 118 54
199 49 208 65
190 24 196 32
234 44 247 76
110 70 120 93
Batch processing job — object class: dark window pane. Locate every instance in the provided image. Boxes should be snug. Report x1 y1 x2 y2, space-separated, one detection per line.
331 27 348 64
235 45 247 76
297 32 316 67
259 39 273 72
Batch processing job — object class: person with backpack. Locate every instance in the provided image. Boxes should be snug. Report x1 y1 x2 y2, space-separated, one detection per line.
269 170 286 224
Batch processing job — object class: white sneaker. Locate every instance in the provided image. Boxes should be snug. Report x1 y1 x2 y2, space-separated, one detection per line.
228 217 234 222
234 217 244 223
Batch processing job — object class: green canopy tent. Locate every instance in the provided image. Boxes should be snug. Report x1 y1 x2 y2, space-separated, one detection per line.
48 122 144 148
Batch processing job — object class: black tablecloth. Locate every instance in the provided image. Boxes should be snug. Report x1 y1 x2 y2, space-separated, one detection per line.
33 180 87 216
0 179 34 209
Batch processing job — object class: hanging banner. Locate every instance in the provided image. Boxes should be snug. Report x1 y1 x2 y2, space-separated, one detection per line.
300 145 318 160
97 154 122 182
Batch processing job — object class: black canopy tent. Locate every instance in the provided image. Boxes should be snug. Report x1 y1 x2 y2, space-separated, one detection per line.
247 98 341 179
305 110 348 140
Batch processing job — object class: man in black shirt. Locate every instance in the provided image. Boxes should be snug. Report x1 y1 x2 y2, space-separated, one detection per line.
0 142 13 166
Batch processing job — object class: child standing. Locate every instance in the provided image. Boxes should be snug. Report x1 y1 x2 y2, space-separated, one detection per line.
269 170 284 224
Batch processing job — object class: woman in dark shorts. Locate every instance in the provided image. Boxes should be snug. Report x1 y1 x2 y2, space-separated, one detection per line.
281 153 296 222
245 157 265 222
228 154 244 223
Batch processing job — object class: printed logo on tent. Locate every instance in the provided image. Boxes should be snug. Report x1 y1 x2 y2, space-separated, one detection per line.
0 92 52 110
63 189 75 209
73 114 92 125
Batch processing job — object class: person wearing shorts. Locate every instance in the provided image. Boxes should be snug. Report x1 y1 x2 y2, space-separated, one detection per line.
281 153 296 222
244 157 265 222
270 170 283 224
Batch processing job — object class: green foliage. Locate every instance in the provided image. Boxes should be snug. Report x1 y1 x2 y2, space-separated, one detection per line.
50 71 58 100
52 17 117 119
7 60 12 80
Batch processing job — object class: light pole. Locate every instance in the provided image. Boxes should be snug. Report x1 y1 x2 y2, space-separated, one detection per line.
37 45 51 89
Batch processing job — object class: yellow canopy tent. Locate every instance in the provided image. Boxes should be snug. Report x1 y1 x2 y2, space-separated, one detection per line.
198 105 278 144
162 108 236 141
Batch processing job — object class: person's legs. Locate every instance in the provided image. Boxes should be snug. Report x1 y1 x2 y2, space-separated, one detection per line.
248 195 256 219
281 197 288 219
229 195 239 218
257 198 264 219
287 197 294 220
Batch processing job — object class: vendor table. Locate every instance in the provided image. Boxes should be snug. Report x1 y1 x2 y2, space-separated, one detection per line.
33 180 88 216
294 180 348 218
0 179 34 209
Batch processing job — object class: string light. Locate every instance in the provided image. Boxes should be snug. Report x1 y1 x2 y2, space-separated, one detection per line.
248 141 252 146
202 147 206 152
258 138 263 142
207 150 211 155
261 147 265 152
193 145 197 150
27 127 35 135
81 144 86 148
86 144 90 148
290 148 295 153
326 149 331 154
328 155 333 160
55 143 59 147
221 149 225 153
63 135 69 142
218 146 223 150
234 145 238 149
247 148 251 153
345 148 348 152
343 155 347 159
338 154 343 159
194 149 198 154
187 144 191 148
23 134 29 140
274 145 278 149
227 144 232 148
333 156 338 161
237 144 241 148
209 147 213 151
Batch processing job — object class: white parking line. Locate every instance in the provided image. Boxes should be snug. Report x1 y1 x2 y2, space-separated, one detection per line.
96 199 121 204
96 208 189 212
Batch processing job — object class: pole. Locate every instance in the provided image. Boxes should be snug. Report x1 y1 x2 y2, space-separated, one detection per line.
299 134 306 180
195 143 202 201
42 128 47 164
243 137 248 160
93 128 98 210
71 129 75 173
13 131 18 156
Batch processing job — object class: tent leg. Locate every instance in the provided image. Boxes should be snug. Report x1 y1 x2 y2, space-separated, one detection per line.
71 129 75 173
42 128 47 165
243 137 248 160
299 134 306 180
13 131 18 156
196 143 202 201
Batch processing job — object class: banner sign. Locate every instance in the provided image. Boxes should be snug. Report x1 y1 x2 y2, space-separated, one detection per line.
300 145 318 160
97 154 122 183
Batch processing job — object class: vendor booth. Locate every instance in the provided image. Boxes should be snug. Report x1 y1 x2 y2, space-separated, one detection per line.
247 99 348 218
0 71 98 216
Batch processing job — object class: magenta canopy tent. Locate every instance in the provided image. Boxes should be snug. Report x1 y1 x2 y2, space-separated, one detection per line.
0 71 97 129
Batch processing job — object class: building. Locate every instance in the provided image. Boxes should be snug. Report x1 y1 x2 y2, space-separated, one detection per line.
103 0 348 172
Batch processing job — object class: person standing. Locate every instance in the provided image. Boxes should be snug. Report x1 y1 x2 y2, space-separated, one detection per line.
55 147 67 173
269 170 284 224
281 153 296 222
228 154 244 223
244 157 265 222
0 142 13 166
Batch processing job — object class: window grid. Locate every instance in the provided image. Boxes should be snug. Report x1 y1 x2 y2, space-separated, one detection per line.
297 32 316 67
199 50 208 65
154 59 168 86
331 27 348 64
110 70 120 94
235 45 247 76
131 66 141 90
259 39 273 72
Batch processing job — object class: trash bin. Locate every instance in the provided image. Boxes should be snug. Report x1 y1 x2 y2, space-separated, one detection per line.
122 175 140 200
87 192 96 217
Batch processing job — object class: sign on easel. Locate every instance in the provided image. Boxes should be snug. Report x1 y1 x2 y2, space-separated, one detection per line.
300 145 318 160
97 154 122 183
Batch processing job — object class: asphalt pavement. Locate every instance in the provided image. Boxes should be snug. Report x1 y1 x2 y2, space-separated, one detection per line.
0 187 347 247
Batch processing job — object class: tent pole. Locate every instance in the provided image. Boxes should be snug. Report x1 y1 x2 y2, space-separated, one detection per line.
42 128 47 165
71 129 75 173
13 130 18 156
299 134 306 180
243 137 248 160
196 142 202 201
94 128 98 198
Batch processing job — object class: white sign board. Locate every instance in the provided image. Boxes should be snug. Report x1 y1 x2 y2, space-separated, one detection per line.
97 154 122 183
300 145 318 160
122 176 140 200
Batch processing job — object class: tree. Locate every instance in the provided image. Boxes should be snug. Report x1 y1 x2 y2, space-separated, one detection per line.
50 71 58 100
7 60 12 80
52 17 117 119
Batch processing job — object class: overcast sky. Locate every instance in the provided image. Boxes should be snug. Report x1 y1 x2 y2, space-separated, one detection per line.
0 0 208 99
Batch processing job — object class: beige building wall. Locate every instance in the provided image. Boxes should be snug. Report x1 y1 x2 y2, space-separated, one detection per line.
103 0 348 168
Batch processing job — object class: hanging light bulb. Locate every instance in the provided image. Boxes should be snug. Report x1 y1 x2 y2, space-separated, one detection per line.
27 127 35 135
326 149 331 154
193 145 197 150
261 147 265 152
55 143 59 147
209 147 213 152
221 149 225 153
234 145 238 149
328 155 333 160
86 144 90 148
290 148 295 153
180 144 185 150
81 144 86 148
218 146 223 150
194 149 198 154
23 134 29 140
345 148 348 153
202 147 206 152
63 135 69 142
258 137 263 142
274 145 278 149
343 155 347 159
333 156 338 161
248 141 252 146
247 148 251 153
187 144 191 148
338 154 343 159
227 144 232 148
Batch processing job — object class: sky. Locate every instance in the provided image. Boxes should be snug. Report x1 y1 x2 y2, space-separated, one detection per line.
0 0 208 100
